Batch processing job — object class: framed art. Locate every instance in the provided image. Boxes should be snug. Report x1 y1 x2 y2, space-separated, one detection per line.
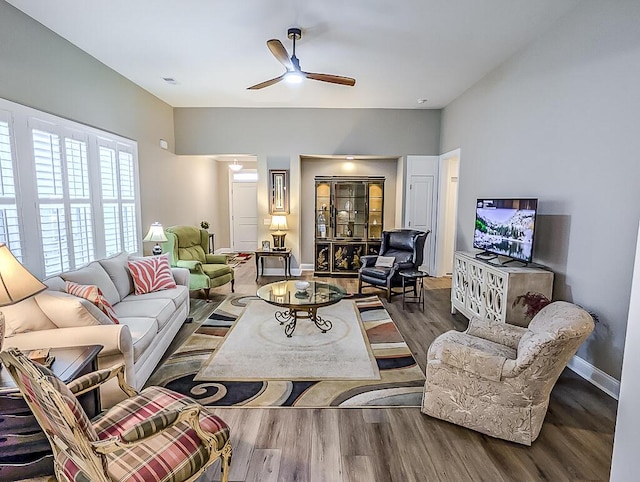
261 240 271 251
269 170 289 214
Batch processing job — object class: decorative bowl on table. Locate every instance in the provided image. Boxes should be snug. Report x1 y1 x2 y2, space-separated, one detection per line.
295 281 310 292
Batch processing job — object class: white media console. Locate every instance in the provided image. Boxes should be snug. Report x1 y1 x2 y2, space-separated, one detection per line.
451 251 554 327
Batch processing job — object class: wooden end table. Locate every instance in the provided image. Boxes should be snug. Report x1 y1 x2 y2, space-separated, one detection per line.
0 345 103 480
254 248 292 281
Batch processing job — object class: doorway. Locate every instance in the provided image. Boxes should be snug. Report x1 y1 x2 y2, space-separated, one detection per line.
230 170 258 252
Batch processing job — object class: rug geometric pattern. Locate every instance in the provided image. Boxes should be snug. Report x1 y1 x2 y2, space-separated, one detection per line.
147 295 425 407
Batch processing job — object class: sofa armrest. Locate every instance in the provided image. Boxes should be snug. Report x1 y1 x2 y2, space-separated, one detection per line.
466 317 528 350
171 267 190 287
205 254 228 264
5 324 134 381
428 334 506 381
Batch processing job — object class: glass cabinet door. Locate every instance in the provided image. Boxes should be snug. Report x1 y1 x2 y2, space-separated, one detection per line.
315 181 331 239
334 182 366 238
368 182 383 239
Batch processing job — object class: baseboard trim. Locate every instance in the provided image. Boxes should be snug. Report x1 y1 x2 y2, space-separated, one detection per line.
299 263 314 271
567 355 620 400
261 268 302 277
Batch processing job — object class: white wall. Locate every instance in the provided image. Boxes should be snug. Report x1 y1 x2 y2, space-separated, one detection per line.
610 222 640 480
440 0 640 379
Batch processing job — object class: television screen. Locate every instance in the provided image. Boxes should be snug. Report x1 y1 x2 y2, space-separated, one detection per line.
473 198 538 263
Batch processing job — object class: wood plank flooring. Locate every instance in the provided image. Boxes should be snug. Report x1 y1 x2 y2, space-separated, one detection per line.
171 260 616 482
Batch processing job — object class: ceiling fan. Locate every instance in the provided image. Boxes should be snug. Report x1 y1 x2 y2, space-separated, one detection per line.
247 27 356 90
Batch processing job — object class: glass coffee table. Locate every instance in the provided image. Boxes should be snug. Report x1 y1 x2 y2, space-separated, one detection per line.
256 280 347 337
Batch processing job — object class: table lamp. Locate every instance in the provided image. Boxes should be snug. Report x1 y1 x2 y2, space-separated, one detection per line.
0 243 47 352
269 215 288 251
143 222 167 255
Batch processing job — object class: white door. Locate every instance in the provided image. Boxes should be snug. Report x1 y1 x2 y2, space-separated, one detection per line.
231 182 257 251
404 156 439 275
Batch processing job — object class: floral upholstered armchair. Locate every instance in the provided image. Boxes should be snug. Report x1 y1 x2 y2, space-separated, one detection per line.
421 301 594 445
163 225 234 300
0 348 232 482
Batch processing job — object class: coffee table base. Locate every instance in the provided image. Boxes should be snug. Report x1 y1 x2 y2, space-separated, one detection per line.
275 308 333 337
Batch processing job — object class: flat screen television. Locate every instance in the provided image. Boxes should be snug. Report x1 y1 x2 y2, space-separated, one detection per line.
473 198 538 263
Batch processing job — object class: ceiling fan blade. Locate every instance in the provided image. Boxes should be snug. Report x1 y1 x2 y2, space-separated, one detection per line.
247 74 285 90
267 39 294 70
303 72 356 86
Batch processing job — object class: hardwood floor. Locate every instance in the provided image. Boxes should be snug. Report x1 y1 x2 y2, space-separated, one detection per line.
174 260 617 482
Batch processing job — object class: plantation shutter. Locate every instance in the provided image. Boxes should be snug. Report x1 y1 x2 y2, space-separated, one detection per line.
0 110 22 261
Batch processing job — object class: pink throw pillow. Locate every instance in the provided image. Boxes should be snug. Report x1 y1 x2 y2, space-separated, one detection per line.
65 281 119 324
127 254 177 295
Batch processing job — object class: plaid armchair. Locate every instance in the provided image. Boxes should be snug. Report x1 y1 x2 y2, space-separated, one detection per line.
0 348 232 482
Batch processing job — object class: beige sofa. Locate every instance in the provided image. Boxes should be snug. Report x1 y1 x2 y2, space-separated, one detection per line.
1 252 189 408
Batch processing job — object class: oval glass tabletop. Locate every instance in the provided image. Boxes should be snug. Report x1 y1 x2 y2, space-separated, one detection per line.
256 280 347 308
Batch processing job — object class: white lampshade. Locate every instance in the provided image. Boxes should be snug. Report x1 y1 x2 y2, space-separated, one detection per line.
0 244 46 307
269 215 288 232
143 222 168 243
0 243 47 352
228 159 243 172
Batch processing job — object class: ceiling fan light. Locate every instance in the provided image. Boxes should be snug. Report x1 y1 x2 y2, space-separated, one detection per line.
284 71 304 84
228 159 243 172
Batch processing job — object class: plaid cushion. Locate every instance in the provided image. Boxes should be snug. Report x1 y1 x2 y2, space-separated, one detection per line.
127 254 177 295
66 280 120 324
92 386 229 482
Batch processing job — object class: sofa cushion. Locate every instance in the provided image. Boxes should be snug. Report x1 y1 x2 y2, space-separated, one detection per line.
123 286 188 310
127 254 177 295
1 296 57 337
113 299 175 332
35 291 113 328
117 318 158 363
61 262 120 306
65 282 119 324
99 252 134 301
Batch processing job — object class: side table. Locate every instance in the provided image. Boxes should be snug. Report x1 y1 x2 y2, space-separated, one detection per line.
255 248 292 281
399 269 429 311
0 345 103 480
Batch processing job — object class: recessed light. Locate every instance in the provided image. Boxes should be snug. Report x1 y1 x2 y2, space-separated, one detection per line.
417 98 428 104
163 77 178 85
346 156 354 160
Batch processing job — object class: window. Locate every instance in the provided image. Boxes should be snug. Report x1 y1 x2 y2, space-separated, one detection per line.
0 98 140 278
0 110 22 262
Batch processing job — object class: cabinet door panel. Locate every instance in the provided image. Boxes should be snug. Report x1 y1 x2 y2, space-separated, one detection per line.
484 270 507 321
315 244 330 272
466 262 485 317
452 255 467 306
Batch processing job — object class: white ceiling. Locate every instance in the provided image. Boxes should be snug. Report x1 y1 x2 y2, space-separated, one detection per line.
7 0 579 109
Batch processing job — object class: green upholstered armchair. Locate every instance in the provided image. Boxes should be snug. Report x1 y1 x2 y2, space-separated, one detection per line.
163 226 234 299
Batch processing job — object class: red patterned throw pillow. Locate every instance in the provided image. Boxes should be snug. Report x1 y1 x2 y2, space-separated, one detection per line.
65 281 119 324
127 254 177 295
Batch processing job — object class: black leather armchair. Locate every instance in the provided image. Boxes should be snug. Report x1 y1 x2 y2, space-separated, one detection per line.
358 229 429 301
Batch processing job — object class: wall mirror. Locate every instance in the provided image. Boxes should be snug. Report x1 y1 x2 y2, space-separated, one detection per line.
269 170 289 214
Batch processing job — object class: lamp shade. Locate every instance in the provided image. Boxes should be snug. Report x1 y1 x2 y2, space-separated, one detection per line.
143 222 168 243
0 243 46 307
269 215 288 232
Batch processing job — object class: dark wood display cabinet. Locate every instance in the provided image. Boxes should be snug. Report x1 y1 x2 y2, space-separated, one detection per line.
314 176 384 276
0 345 102 480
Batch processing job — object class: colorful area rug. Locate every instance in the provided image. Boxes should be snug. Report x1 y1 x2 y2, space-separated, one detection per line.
147 295 425 407
228 252 252 268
